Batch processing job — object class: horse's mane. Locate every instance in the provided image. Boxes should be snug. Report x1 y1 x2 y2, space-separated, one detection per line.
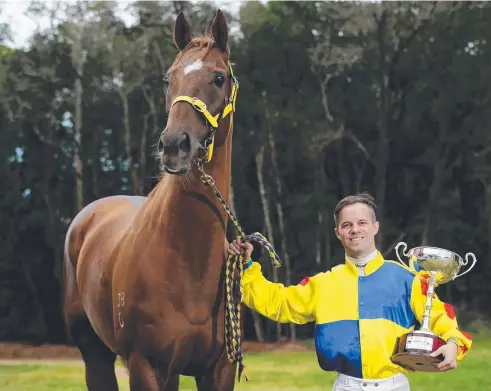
168 35 230 72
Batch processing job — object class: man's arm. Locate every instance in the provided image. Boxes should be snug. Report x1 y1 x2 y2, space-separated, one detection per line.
241 260 318 324
410 274 473 370
228 236 318 325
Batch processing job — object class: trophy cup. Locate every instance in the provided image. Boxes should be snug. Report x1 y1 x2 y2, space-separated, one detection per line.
390 242 477 372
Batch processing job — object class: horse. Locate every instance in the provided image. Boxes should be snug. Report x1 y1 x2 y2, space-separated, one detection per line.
63 10 243 390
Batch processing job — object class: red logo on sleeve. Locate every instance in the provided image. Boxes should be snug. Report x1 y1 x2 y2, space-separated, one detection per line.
461 331 473 341
420 279 429 296
444 303 456 319
299 277 310 286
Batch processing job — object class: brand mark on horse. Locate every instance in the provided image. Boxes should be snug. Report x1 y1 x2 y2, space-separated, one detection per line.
117 292 125 328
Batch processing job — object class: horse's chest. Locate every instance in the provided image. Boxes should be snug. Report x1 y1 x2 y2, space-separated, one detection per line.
115 266 227 368
117 302 224 374
182 302 218 326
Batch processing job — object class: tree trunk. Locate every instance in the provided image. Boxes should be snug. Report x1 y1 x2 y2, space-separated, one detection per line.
255 146 282 342
9 163 48 338
19 254 48 338
421 115 451 302
141 88 158 194
315 154 332 271
372 6 431 248
69 16 87 213
421 115 450 246
316 207 323 267
266 118 296 342
486 182 491 288
375 11 390 250
325 219 332 270
487 181 491 248
338 145 351 196
73 73 84 211
120 93 139 194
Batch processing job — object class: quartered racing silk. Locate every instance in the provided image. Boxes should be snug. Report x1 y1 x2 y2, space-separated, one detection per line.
241 252 472 379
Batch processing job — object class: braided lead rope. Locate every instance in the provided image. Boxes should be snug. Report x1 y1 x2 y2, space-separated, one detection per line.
198 162 281 382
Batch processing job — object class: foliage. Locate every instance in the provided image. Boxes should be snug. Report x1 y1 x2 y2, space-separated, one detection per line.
0 1 490 343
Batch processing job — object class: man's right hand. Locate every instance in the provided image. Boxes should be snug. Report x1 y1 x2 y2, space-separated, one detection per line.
228 236 254 262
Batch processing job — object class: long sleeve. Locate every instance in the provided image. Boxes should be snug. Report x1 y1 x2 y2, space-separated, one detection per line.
241 261 318 324
410 274 472 360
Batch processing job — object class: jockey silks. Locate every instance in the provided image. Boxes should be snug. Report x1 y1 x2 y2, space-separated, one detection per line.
241 251 472 380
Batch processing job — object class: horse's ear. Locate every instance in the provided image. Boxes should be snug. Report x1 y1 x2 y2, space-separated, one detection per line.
174 12 191 51
211 9 228 52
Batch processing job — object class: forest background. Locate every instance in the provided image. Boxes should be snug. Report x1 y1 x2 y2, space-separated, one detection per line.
0 1 490 344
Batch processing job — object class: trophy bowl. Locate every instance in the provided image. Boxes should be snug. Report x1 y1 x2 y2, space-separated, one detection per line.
390 242 477 372
394 242 477 284
407 246 463 284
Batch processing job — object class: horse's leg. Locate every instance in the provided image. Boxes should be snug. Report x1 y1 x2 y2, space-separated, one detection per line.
128 355 180 391
68 316 119 391
128 353 160 391
195 353 237 391
64 255 118 391
156 372 179 391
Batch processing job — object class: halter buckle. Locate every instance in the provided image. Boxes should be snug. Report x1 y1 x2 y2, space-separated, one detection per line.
191 97 206 113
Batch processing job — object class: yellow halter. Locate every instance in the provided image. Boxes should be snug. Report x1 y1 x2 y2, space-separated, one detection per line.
170 63 239 163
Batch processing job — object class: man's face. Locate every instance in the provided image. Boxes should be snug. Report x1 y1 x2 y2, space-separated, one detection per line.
335 202 379 258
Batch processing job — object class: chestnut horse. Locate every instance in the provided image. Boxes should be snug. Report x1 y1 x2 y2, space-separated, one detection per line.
63 10 242 391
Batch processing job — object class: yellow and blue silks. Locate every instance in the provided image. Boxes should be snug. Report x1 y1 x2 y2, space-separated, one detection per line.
241 251 472 380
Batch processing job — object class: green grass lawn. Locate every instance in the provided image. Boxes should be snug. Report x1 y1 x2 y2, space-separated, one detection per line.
0 334 489 391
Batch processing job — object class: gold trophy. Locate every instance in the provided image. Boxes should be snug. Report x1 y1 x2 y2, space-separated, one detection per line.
390 242 477 372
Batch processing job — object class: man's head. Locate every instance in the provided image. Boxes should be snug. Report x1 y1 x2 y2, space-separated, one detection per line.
334 192 379 259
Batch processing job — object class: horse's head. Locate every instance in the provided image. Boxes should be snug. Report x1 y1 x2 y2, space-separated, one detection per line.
158 10 238 176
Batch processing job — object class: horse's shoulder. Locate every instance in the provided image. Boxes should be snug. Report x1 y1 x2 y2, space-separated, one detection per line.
67 196 145 236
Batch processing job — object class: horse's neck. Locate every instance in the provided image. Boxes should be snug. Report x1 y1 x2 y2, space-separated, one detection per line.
138 134 232 278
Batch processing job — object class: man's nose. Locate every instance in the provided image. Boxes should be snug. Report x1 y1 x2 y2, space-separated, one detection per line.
351 224 360 232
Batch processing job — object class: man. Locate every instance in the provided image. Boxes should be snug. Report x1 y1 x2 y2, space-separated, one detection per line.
228 192 472 391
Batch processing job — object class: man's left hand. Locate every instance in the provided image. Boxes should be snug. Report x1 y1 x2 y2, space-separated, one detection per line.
430 341 458 371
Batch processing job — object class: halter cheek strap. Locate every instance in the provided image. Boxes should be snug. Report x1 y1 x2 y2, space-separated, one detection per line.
170 63 239 162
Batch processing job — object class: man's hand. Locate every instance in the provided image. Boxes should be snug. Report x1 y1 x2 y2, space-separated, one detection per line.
228 236 254 262
430 341 458 371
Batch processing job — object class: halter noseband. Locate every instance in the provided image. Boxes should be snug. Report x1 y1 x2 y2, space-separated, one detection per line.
170 63 239 163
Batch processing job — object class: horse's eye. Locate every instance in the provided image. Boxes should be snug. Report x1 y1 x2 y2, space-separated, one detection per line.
213 73 226 88
163 74 170 86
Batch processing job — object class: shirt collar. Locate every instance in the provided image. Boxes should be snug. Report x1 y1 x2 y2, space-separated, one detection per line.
345 250 384 276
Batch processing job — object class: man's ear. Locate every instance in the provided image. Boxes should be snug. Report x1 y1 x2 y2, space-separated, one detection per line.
374 221 380 235
334 227 341 240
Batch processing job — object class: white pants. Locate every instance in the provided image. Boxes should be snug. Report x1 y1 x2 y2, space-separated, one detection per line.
333 373 410 391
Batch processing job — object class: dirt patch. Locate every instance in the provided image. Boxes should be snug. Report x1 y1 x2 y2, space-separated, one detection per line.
0 343 82 360
243 341 313 353
0 341 312 360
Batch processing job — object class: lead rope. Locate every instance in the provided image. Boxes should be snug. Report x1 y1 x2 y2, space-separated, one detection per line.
197 159 281 382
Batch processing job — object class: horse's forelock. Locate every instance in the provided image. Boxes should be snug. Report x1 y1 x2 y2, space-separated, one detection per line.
169 35 230 73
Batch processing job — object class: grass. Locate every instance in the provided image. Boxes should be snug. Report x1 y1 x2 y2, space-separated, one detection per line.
0 334 489 391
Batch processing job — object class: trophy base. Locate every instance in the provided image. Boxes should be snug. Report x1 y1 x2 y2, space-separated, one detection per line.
391 331 446 372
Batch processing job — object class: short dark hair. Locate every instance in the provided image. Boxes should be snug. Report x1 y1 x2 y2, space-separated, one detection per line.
333 192 377 227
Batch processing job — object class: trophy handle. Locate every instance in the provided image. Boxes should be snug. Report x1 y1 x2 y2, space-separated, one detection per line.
455 253 477 279
395 242 413 272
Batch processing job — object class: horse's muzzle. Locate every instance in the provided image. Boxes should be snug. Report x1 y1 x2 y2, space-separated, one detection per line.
158 131 195 175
